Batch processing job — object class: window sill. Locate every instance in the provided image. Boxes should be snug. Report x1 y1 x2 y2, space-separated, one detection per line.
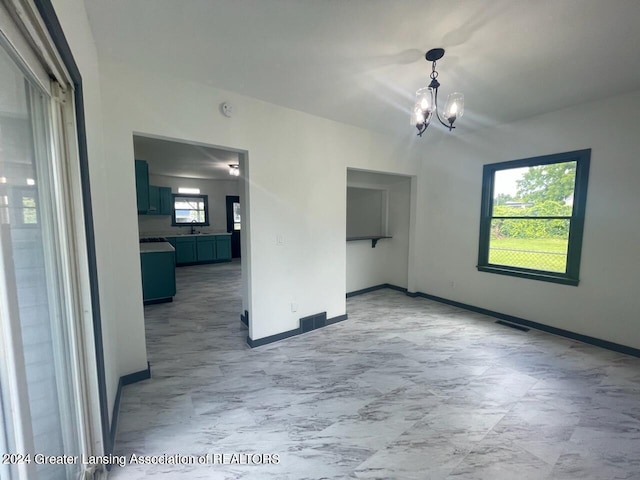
477 264 579 286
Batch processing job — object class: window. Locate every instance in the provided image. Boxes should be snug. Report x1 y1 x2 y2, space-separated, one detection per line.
10 187 39 225
477 149 590 285
0 9 92 478
172 194 209 225
233 201 241 230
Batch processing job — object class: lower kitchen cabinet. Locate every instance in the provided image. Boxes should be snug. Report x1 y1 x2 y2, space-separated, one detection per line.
140 250 176 303
166 235 232 266
174 237 197 264
215 235 231 261
196 235 216 261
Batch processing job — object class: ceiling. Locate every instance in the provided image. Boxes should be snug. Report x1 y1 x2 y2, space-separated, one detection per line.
86 0 640 136
133 135 239 179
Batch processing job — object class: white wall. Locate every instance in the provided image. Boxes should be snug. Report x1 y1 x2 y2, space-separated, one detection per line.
416 89 640 349
50 0 143 430
98 59 420 343
138 174 239 236
346 170 412 293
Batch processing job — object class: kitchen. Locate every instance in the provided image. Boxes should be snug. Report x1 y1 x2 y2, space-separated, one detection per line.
134 135 242 304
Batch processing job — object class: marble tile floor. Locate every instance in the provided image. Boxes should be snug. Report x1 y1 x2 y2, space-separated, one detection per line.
110 261 640 479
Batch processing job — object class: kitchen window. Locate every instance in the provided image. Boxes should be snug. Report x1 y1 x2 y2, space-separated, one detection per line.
477 149 590 285
172 193 209 226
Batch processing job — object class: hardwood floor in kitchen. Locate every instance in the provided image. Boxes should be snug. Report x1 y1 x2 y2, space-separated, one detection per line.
110 261 640 479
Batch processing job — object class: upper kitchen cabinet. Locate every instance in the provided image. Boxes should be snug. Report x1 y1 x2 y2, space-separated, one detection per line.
147 185 172 215
135 159 173 215
159 187 172 215
148 185 160 214
135 159 149 214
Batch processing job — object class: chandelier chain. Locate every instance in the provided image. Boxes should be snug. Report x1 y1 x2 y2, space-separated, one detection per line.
430 61 438 80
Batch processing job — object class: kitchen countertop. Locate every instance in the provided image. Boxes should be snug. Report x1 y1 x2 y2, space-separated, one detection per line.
140 242 175 253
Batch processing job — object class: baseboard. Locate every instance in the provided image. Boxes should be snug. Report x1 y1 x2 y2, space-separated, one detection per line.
240 309 249 327
143 297 173 306
246 327 300 348
326 314 348 325
108 363 151 458
246 313 348 348
347 283 408 298
346 284 388 298
405 290 640 358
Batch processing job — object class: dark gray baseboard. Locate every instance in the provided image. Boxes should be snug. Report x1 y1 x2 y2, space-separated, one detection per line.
109 362 151 461
347 283 408 297
247 313 348 348
406 289 640 358
348 282 639 358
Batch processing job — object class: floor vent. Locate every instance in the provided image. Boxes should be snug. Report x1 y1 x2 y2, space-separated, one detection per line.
300 312 327 333
496 320 530 332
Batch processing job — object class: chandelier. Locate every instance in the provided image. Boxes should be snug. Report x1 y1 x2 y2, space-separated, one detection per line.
412 48 464 136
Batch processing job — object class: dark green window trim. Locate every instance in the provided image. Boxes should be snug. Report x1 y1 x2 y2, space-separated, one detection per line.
171 193 210 226
477 149 591 286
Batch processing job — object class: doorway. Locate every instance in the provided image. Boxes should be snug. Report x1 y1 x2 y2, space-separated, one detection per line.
226 195 241 258
131 133 251 330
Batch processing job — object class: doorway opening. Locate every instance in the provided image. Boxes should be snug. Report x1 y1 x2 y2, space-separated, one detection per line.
346 168 414 294
131 132 251 334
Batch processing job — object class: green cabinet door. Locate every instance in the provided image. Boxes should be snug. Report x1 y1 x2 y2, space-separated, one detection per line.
215 235 232 261
135 160 149 214
175 237 197 265
196 236 216 262
148 185 160 214
140 251 176 302
159 187 173 215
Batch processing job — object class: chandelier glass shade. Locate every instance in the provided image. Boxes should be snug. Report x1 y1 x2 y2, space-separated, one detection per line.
412 48 464 136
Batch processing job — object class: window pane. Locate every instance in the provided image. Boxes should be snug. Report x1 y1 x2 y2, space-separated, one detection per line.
173 195 207 224
493 161 577 216
489 219 569 272
0 41 80 479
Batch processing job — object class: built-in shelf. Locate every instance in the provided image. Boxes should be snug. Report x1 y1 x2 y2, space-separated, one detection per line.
346 236 392 248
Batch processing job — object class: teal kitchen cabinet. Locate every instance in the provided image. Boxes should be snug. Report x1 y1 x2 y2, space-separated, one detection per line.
165 235 233 266
140 247 176 304
215 235 232 261
147 185 172 216
159 187 173 215
135 160 149 214
174 236 197 265
196 235 216 262
148 185 160 214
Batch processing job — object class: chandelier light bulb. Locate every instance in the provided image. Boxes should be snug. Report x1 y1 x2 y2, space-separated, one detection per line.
444 92 464 123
